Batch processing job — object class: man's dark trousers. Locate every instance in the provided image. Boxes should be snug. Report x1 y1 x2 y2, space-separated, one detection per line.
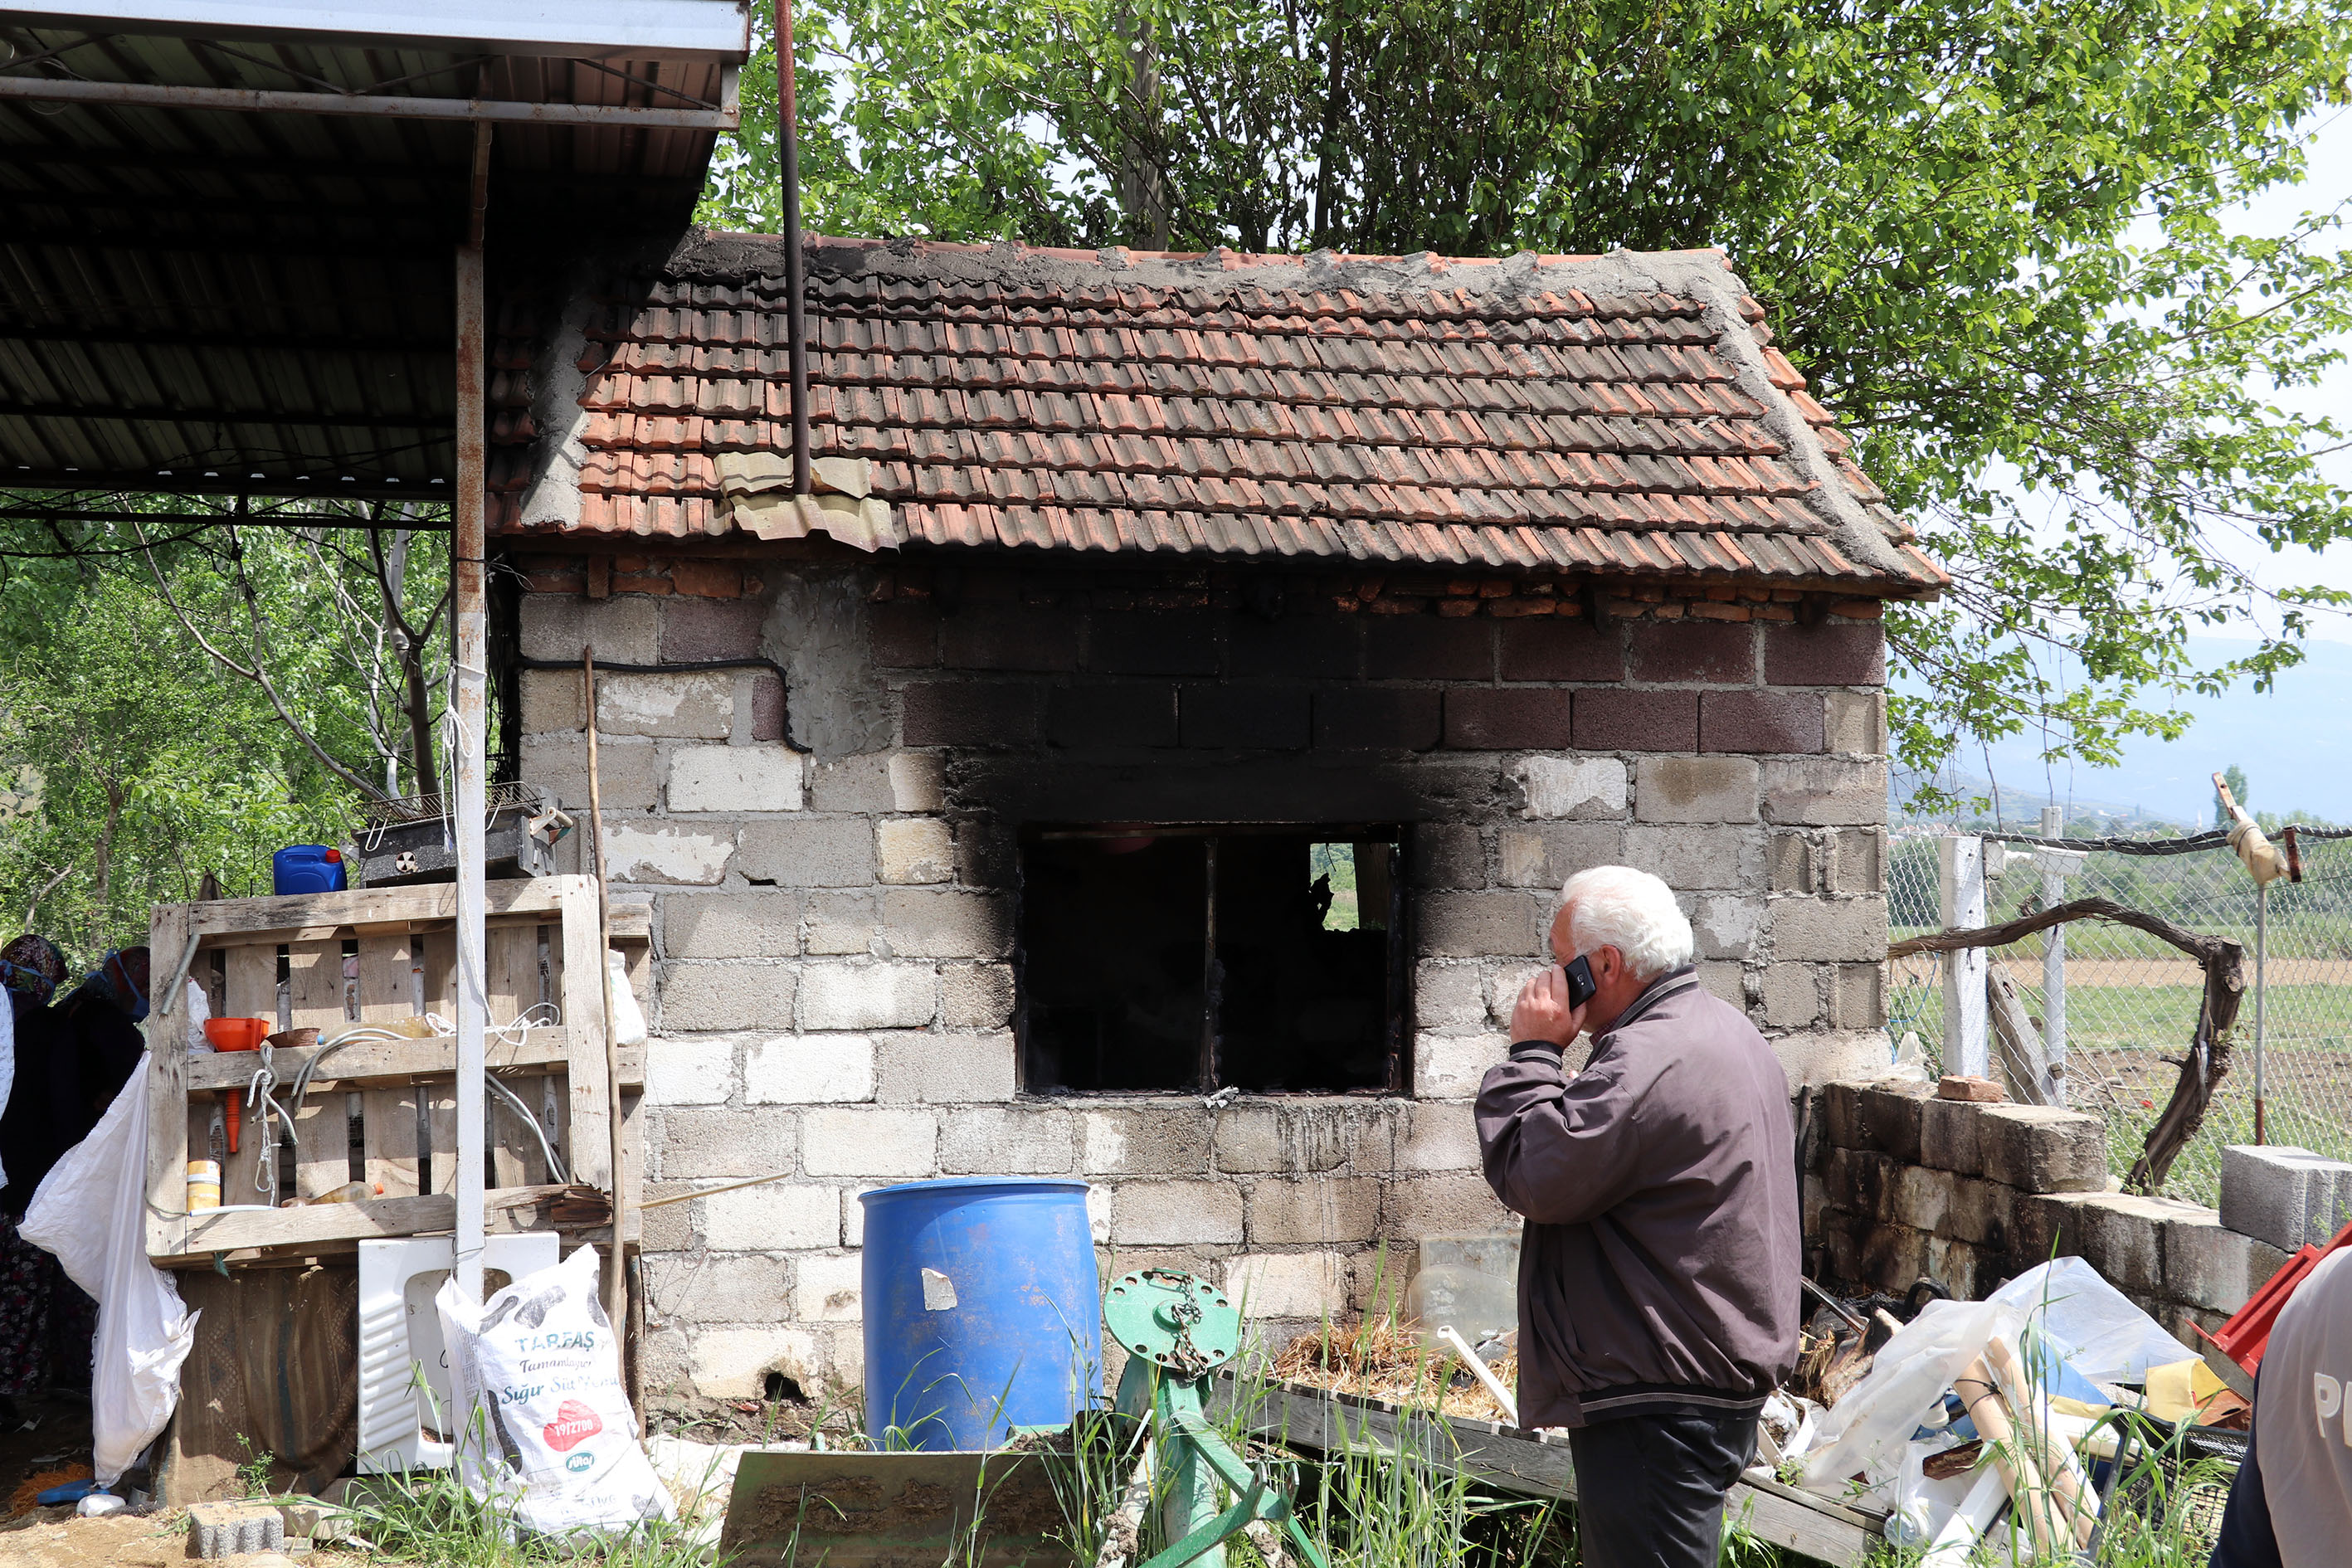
1567 1409 1761 1568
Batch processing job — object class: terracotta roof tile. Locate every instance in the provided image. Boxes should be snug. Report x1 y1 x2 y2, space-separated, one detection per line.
496 238 1945 589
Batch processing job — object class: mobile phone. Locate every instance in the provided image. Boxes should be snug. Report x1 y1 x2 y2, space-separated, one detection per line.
1562 954 1596 1008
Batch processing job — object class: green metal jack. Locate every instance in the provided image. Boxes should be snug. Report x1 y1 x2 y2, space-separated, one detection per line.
1104 1269 1333 1568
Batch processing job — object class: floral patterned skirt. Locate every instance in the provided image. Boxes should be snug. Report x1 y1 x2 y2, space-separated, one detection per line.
0 1211 91 1398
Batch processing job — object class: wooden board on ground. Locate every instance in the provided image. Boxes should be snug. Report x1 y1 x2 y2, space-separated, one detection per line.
722 1451 1075 1568
1215 1376 1887 1568
154 1263 361 1504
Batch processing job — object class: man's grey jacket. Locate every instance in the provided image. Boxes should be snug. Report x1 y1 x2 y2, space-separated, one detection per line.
1474 966 1803 1429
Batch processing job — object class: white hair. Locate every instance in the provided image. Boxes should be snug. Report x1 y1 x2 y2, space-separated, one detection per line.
1560 865 1694 981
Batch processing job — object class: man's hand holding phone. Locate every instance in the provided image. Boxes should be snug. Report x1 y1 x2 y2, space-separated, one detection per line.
1509 955 1593 1049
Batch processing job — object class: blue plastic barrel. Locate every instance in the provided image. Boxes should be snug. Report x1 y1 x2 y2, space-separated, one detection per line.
859 1177 1101 1450
271 845 348 895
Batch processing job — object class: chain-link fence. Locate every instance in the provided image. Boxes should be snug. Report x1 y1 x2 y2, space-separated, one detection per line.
1887 827 2352 1206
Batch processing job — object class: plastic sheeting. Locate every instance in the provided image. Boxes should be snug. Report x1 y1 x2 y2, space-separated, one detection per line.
21 1072 198 1485
1984 1255 2189 1385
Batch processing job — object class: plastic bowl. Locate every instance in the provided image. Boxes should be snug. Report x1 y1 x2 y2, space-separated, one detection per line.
203 1016 271 1052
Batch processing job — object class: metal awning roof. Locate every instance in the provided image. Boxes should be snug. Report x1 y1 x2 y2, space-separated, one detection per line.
0 2 747 501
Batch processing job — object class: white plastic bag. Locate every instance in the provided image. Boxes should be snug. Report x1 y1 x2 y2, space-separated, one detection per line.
21 1073 199 1485
1986 1256 2186 1385
183 979 214 1054
604 952 646 1046
1801 1298 2025 1495
436 1244 673 1543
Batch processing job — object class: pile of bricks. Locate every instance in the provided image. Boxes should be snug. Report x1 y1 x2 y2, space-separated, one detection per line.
1808 1078 2288 1342
2220 1144 2352 1253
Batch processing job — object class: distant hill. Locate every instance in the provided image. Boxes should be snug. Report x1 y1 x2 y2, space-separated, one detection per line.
1897 635 2352 829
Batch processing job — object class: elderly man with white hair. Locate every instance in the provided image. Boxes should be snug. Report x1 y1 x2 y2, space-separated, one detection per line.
1476 864 1801 1568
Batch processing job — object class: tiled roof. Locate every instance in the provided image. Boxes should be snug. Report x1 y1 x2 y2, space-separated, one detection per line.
493 236 1945 592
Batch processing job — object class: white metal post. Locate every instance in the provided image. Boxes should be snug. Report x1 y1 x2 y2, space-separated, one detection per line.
451 125 492 1301
2255 882 2268 1143
1939 834 1989 1078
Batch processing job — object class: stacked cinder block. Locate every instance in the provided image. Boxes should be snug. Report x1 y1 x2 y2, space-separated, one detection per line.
1809 1079 2291 1343
510 554 1896 1411
2220 1144 2352 1252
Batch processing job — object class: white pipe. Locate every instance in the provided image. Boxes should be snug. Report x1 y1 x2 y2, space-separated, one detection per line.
2255 882 2268 1143
450 125 491 1301
1439 1325 1518 1427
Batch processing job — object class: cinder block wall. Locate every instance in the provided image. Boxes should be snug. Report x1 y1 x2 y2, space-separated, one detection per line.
1809 1079 2287 1345
509 547 1892 1409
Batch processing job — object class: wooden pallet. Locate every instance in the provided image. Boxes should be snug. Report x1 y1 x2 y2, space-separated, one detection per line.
1215 1375 1888 1567
144 877 649 1267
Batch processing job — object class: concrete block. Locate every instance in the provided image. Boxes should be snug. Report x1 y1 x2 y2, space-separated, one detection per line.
1824 691 1887 756
801 1108 938 1176
669 745 806 812
658 1107 795 1180
704 1183 840 1250
1385 1172 1514 1237
2220 1144 2352 1252
1768 832 1815 894
1416 891 1544 958
939 1107 1076 1174
1770 898 1887 962
878 889 1013 958
1830 964 1884 1030
737 818 875 886
663 962 797 1031
522 733 659 812
803 891 879 955
809 752 896 812
1857 1083 1930 1164
745 1033 875 1103
1483 964 1550 1032
1634 756 1760 824
599 671 734 738
1213 1107 1288 1174
1697 961 1746 1006
1760 963 1819 1028
796 1253 864 1322
1924 1234 2003 1301
645 1036 737 1105
2162 1207 2295 1315
1082 1107 1214 1176
1919 1095 1986 1174
1227 1253 1348 1320
2068 1193 2194 1293
665 889 801 959
1415 963 1488 1033
799 962 937 1030
942 964 1015 1029
1409 824 1487 889
691 1326 822 1399
1688 894 1761 962
874 1031 1017 1103
1825 1147 1898 1224
877 818 956 884
1497 823 1624 889
1829 828 1884 895
1415 1033 1508 1100
1396 1107 1481 1171
1769 1031 1892 1093
889 752 947 811
1114 1181 1244 1244
520 590 661 663
1622 825 1765 892
1248 1177 1381 1244
1976 1104 2109 1194
955 820 1019 889
1760 757 1887 826
1515 755 1628 818
1819 1208 1931 1295
601 821 734 885
645 1253 791 1324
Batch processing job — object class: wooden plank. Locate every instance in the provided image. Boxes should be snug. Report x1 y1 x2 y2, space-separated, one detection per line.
362 1084 422 1198
354 932 416 1023
489 1072 532 1187
558 877 613 1191
152 1264 362 1504
169 1184 576 1260
426 1083 460 1195
285 938 346 1031
617 1086 643 1241
419 928 455 1020
184 876 577 940
485 921 538 1030
222 942 277 1025
183 1030 642 1093
1222 1379 1884 1568
144 903 193 1260
1988 968 2058 1106
289 1091 349 1203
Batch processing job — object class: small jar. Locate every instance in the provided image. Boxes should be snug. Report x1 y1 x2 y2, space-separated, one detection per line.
186 1159 222 1212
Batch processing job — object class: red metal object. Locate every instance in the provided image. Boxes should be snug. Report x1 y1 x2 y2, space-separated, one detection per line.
2195 1216 2352 1376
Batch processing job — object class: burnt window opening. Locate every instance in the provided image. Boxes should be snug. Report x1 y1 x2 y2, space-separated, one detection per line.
1017 825 1408 1096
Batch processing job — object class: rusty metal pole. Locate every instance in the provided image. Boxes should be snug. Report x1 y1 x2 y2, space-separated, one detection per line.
452 123 493 1301
777 0 811 494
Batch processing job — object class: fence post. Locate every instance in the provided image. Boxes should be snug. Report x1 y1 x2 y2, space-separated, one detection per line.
2035 805 2087 1107
1939 833 1989 1078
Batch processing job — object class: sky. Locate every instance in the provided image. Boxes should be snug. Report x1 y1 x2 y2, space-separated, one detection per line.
1925 110 2352 826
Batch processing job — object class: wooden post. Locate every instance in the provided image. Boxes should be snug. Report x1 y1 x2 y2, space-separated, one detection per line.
452 121 492 1300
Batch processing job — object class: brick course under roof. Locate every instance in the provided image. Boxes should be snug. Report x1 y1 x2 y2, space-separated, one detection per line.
494 235 1946 592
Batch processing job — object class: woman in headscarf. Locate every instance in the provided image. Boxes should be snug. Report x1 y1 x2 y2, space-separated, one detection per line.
0 934 70 1419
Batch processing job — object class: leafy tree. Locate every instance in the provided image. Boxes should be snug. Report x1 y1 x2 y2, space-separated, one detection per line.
701 0 2352 799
